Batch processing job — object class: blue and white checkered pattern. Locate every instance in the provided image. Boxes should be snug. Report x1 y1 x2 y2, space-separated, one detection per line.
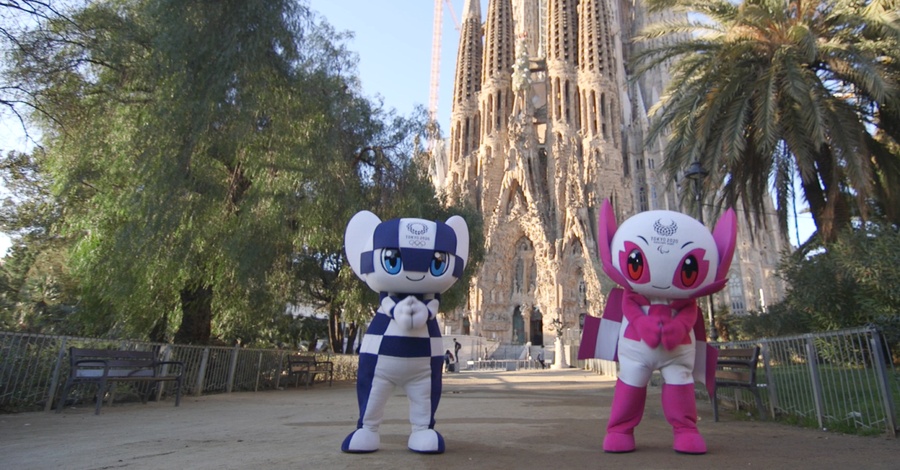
359 294 444 358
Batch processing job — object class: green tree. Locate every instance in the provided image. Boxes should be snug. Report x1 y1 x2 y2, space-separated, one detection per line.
782 224 900 328
5 0 389 344
5 0 482 347
634 0 900 243
293 112 484 353
0 149 81 333
728 225 900 352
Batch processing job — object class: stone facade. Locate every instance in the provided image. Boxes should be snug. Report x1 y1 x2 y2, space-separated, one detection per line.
432 0 787 345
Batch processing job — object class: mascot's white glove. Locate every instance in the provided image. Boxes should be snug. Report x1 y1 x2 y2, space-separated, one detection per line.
393 295 430 331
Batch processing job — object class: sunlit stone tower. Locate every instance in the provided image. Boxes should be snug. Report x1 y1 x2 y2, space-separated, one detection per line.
433 0 787 350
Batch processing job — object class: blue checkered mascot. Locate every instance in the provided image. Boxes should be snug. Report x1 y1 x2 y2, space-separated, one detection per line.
342 210 469 454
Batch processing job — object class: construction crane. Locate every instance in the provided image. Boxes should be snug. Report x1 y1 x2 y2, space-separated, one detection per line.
428 0 461 125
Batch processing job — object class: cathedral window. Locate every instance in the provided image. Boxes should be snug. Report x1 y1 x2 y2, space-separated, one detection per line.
729 276 746 315
496 90 503 131
463 118 470 155
578 279 587 308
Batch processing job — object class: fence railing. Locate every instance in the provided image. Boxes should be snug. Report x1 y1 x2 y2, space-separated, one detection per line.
724 326 898 437
0 332 353 413
577 325 899 437
3 326 898 437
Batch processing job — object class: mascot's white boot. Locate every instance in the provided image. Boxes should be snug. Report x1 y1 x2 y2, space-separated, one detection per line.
409 429 444 454
343 428 380 453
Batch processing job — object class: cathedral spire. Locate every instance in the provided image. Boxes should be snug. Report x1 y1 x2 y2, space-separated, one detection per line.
449 0 484 166
482 0 515 84
452 0 483 110
547 0 578 64
546 0 579 128
578 0 613 74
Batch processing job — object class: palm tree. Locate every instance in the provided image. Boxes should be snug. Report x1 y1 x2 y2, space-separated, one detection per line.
633 0 900 244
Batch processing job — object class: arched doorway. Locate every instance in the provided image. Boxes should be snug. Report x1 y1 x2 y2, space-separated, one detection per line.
512 306 525 344
462 316 471 336
530 307 544 346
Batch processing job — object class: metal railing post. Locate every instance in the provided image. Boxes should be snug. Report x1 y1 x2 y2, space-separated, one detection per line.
226 345 240 393
254 352 263 392
195 347 210 396
275 350 285 389
44 337 68 412
156 344 173 402
869 330 897 437
760 341 777 419
805 335 826 429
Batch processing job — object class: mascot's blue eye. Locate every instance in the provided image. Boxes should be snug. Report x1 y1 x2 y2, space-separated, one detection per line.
381 249 402 275
430 252 449 276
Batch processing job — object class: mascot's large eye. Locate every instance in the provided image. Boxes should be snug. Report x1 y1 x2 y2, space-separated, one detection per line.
626 249 644 281
672 248 709 289
430 252 449 276
679 255 699 287
381 249 402 275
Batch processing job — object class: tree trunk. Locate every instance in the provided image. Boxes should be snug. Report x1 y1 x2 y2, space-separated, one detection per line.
327 307 344 354
801 147 853 245
148 311 168 343
174 283 213 344
344 322 359 354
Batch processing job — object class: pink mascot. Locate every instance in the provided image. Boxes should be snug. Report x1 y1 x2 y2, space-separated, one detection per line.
579 200 736 454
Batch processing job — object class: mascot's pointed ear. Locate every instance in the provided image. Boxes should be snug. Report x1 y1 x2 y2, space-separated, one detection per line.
712 208 737 282
445 215 469 267
345 210 381 279
598 199 628 286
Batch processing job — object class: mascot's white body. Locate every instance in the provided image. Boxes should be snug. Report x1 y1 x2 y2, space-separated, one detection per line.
579 200 736 454
342 211 469 454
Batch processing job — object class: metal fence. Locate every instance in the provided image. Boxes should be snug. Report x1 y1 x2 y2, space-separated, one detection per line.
3 326 898 437
721 326 898 436
577 325 898 437
0 332 342 413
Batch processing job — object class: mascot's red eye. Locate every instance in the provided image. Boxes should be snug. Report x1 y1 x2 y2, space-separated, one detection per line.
680 255 699 287
626 249 644 281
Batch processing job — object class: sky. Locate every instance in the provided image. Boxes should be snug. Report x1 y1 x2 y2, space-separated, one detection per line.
0 0 814 256
309 0 478 137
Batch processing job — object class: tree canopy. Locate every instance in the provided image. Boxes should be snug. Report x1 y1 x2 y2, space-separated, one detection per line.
1 0 480 348
633 0 900 243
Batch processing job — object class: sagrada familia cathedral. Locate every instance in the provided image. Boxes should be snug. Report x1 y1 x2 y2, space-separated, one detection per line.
431 0 788 347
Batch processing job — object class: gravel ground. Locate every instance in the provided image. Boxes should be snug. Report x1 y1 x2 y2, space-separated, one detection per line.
1 368 897 469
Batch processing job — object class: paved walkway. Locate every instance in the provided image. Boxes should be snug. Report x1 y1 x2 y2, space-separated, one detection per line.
1 368 897 469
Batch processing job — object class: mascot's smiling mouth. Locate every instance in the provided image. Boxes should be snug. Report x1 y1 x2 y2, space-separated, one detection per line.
406 275 426 281
652 285 671 290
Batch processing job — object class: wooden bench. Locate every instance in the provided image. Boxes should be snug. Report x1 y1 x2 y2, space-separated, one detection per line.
56 347 184 415
713 346 766 421
286 353 334 389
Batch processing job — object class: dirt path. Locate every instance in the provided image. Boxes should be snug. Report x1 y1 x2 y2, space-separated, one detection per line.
1 369 897 469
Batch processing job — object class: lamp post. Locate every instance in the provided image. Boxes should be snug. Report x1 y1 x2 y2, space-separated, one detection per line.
684 161 718 341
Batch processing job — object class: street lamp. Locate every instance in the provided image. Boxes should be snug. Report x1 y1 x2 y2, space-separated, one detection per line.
684 161 708 224
550 312 569 369
684 161 718 341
